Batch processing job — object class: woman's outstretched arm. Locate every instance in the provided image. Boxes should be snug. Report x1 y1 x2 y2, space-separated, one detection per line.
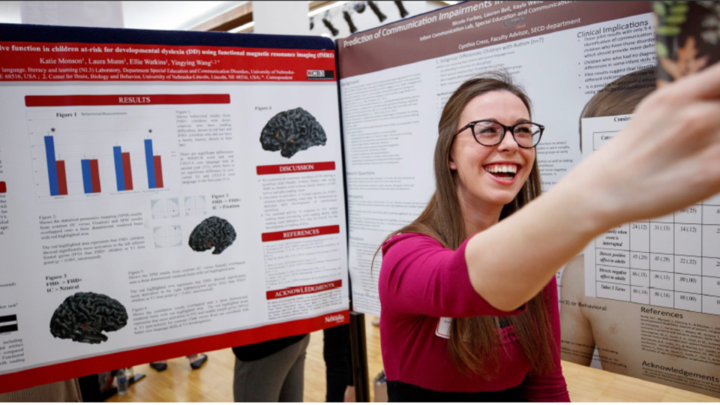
468 62 720 311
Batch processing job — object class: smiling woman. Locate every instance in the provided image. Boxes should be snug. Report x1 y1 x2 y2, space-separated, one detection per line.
376 62 720 402
376 72 562 402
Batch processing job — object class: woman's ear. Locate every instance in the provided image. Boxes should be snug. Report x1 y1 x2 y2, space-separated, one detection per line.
449 149 458 170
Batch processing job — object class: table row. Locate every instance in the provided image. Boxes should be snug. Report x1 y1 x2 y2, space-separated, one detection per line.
594 265 720 293
594 282 720 314
595 249 720 276
597 223 720 257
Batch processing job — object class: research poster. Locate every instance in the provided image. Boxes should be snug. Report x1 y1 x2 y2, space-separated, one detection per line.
0 24 349 392
573 115 720 398
338 0 719 398
338 1 653 314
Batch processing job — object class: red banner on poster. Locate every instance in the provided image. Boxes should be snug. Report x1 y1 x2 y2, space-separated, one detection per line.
256 161 336 175
0 42 336 82
25 93 231 106
261 225 340 242
266 280 343 300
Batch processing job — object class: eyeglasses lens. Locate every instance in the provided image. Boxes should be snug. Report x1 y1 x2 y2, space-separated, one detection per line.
473 122 541 147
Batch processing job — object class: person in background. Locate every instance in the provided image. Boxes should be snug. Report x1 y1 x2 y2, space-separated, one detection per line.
149 353 208 371
378 62 720 401
232 334 310 402
0 379 82 402
323 324 355 402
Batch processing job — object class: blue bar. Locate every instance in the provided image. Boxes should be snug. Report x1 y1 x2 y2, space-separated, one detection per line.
145 139 157 189
113 146 125 191
81 160 93 194
144 139 156 189
44 136 59 196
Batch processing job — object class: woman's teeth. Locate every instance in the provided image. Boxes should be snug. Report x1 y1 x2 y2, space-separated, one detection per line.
485 165 517 179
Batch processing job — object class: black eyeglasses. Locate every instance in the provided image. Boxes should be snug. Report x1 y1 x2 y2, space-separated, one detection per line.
455 120 545 148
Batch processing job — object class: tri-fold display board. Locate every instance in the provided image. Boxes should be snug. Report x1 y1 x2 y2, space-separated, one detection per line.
1 1 719 399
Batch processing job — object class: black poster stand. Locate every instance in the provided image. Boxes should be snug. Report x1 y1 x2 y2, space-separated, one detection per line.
350 311 370 402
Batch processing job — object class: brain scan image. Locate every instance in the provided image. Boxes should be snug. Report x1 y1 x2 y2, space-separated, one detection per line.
260 107 327 158
49 292 128 344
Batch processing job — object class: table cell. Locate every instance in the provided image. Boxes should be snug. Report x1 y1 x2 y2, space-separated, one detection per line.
629 223 650 251
674 273 701 294
596 266 629 284
650 271 674 290
675 255 701 275
702 295 720 315
675 292 702 312
675 205 702 223
630 269 650 287
702 225 720 258
631 286 650 304
703 276 720 297
652 213 675 222
650 223 674 254
650 254 673 272
596 225 629 250
650 289 674 307
702 257 720 278
597 282 630 301
702 204 720 225
675 225 701 256
596 249 629 268
703 193 720 206
630 252 650 270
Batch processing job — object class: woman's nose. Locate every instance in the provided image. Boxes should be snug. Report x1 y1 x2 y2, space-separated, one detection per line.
498 128 519 152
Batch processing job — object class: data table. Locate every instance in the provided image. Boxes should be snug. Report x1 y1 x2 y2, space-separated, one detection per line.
582 115 720 315
591 201 720 315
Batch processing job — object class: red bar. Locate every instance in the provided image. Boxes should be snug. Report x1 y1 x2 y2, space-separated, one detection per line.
90 160 101 193
267 280 342 300
0 181 6 194
0 309 348 395
25 94 231 107
256 161 336 175
153 155 164 188
262 225 340 242
122 153 133 191
56 161 68 195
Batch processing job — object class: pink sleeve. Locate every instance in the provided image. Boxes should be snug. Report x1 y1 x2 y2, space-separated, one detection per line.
379 233 526 318
522 277 571 402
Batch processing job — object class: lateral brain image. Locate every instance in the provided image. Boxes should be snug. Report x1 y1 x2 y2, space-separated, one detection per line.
260 107 327 158
49 292 128 344
189 216 237 255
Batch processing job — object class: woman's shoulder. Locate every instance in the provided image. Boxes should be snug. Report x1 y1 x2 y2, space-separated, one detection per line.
381 232 443 256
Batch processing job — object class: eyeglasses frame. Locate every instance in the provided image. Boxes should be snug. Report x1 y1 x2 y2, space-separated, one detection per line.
454 119 545 148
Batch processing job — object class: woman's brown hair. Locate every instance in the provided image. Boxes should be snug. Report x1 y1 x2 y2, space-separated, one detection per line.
375 71 555 377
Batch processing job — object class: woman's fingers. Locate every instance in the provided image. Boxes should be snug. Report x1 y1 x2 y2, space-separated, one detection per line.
661 61 720 103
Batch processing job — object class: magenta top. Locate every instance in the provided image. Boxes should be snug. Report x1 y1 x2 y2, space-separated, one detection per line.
379 233 570 402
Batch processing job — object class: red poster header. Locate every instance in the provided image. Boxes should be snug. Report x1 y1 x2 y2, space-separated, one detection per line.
256 161 336 175
266 280 343 300
0 42 335 82
25 94 230 107
0 181 6 194
261 225 340 242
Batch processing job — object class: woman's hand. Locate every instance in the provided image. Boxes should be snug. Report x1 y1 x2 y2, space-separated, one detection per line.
468 62 720 311
566 61 720 229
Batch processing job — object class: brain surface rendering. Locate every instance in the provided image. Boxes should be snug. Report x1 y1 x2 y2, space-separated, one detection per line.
188 216 237 255
49 292 128 344
260 107 327 158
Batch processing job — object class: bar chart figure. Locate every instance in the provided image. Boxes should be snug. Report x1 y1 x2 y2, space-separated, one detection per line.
144 139 164 189
44 136 68 196
81 159 101 194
